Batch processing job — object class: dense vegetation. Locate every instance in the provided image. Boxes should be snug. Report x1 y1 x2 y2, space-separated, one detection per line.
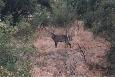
0 0 115 76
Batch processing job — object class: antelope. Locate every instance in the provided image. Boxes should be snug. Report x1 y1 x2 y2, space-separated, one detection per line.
39 23 73 48
51 32 72 48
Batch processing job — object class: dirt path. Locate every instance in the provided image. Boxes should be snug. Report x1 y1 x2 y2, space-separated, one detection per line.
32 20 111 77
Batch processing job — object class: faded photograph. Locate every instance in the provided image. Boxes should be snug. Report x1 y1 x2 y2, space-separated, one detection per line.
0 0 115 77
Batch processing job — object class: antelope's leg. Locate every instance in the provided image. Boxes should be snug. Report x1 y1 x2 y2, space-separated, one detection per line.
69 43 71 48
54 42 58 48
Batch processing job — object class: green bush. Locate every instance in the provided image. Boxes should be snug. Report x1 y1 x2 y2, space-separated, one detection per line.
0 22 36 77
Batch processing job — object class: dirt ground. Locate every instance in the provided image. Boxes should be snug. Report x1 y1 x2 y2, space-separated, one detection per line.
32 20 111 77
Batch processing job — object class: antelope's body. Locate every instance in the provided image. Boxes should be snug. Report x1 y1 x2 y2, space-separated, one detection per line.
51 33 72 48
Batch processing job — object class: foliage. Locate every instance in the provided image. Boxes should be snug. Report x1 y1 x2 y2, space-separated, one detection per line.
32 8 50 27
0 0 115 76
0 0 4 11
0 0 51 25
32 0 80 27
0 23 16 71
0 22 36 77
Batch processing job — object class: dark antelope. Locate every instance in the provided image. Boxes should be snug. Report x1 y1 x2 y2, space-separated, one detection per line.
51 32 72 48
40 23 73 48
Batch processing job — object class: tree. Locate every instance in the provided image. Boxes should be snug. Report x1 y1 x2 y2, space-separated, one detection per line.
0 0 4 11
1 0 52 25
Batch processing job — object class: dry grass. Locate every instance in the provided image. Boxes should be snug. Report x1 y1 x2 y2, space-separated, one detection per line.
32 20 111 77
